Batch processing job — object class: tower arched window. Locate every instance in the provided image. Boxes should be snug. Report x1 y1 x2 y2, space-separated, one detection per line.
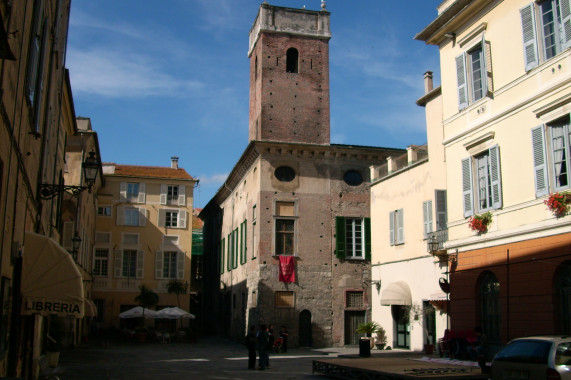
478 271 500 341
286 48 299 73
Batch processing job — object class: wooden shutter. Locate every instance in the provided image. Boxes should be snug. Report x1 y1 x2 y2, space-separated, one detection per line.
423 200 433 238
489 145 503 209
220 239 225 274
116 206 125 226
335 216 346 259
26 0 44 101
481 34 491 96
138 208 147 226
177 251 185 279
158 209 165 227
136 250 144 278
178 185 186 206
155 251 163 279
32 21 48 132
389 211 395 246
520 3 539 71
114 249 123 278
160 184 167 205
462 157 474 217
456 53 469 110
138 183 146 204
397 209 404 244
364 217 371 260
560 0 571 49
62 221 74 250
178 210 187 229
531 126 549 197
435 190 448 231
227 235 232 271
119 182 127 202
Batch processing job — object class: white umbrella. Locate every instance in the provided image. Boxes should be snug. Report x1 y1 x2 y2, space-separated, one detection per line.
153 307 195 320
119 306 157 319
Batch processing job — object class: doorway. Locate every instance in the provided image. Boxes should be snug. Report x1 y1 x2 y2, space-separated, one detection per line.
344 310 365 345
392 305 410 349
299 309 312 347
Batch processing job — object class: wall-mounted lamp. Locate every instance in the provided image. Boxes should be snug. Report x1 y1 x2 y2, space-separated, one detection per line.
40 151 99 199
427 234 440 254
71 231 81 261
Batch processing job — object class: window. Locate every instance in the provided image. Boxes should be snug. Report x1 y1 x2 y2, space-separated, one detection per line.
127 183 139 200
286 48 298 73
97 206 111 216
335 217 371 259
26 0 48 131
346 291 364 308
343 170 363 186
163 251 177 278
389 209 404 245
455 35 491 110
275 291 295 308
461 146 502 217
114 248 143 278
122 233 139 245
423 201 433 238
274 166 296 182
62 221 74 250
160 184 186 206
479 271 500 341
227 230 238 271
240 220 247 265
275 202 296 256
435 190 448 231
116 207 146 226
520 1 571 71
158 209 187 229
95 232 110 244
93 248 109 276
121 249 137 278
120 181 145 203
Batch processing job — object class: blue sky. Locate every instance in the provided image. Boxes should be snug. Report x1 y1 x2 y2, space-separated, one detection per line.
67 0 441 208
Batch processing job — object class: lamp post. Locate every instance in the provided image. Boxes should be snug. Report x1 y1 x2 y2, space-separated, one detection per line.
40 151 99 200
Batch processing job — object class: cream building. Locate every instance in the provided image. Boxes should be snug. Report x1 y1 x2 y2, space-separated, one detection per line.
94 158 197 329
415 0 571 346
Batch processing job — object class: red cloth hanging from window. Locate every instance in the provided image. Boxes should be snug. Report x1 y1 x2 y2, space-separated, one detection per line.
279 256 296 283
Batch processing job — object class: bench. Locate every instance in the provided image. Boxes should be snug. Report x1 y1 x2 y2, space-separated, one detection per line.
38 355 63 380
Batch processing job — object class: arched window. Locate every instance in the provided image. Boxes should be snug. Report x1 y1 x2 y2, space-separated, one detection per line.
286 48 298 73
556 261 571 334
479 271 500 341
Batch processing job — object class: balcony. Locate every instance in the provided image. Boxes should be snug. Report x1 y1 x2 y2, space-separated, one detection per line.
371 145 428 182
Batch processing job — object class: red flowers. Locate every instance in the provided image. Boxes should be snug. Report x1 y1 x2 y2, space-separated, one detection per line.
544 192 569 218
468 212 492 234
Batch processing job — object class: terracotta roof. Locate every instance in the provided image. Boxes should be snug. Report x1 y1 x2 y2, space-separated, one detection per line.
192 215 204 229
112 164 195 180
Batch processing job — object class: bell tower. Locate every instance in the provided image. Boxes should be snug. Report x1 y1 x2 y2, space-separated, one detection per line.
248 3 331 145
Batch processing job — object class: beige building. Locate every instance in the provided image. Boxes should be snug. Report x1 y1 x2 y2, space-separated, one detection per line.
94 158 197 329
415 0 571 346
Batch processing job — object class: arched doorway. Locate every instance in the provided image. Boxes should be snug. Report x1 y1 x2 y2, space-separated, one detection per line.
299 309 312 347
556 261 571 334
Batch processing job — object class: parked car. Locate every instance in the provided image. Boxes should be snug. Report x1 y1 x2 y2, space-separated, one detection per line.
490 336 571 380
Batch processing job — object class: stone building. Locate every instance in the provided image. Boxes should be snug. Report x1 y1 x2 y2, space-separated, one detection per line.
200 3 405 347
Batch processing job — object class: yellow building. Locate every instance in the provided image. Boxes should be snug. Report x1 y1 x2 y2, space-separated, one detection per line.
94 158 197 330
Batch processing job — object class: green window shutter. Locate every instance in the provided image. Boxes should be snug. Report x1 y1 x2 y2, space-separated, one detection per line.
456 53 468 110
435 190 448 231
233 229 238 269
220 239 225 274
520 3 539 71
489 145 503 209
462 157 474 217
364 217 371 260
227 235 232 271
335 216 346 259
531 126 549 197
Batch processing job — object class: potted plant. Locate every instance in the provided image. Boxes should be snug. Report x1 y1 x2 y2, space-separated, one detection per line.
545 192 570 218
374 326 387 350
356 321 379 349
468 212 492 234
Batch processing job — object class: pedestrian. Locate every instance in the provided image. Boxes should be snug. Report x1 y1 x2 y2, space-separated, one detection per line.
268 324 275 351
256 324 269 370
280 326 288 353
245 325 257 370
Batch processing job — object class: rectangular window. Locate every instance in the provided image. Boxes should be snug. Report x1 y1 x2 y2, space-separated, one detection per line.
120 181 145 203
97 206 111 216
389 209 404 246
233 229 238 268
122 249 137 278
124 208 140 226
163 251 177 279
335 217 371 259
160 184 185 205
240 220 247 265
117 207 146 226
275 201 295 256
468 46 484 102
346 291 364 309
461 145 502 217
275 291 295 308
93 248 109 276
166 211 178 227
95 232 110 244
167 185 178 201
122 233 139 245
455 35 490 110
127 183 139 201
159 209 186 229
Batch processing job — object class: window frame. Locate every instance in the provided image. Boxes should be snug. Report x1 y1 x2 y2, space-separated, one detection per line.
93 248 109 277
273 201 297 256
97 206 112 217
455 34 490 110
335 216 371 259
461 145 502 217
158 209 187 229
389 210 404 246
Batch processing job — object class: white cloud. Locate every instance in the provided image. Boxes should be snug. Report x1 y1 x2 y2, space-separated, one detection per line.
198 173 228 186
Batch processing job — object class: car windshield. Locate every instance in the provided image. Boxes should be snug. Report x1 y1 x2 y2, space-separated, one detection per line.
555 342 571 366
494 340 552 364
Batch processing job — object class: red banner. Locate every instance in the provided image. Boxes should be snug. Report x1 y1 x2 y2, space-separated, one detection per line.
279 256 296 283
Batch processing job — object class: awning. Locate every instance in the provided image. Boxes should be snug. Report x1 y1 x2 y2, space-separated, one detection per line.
21 232 84 318
85 299 97 317
427 292 449 313
380 281 412 306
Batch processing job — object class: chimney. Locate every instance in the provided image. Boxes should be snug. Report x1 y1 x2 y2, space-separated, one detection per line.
424 71 433 94
171 156 179 169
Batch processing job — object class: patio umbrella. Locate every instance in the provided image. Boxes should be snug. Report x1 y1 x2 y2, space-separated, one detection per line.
119 306 157 319
153 307 195 319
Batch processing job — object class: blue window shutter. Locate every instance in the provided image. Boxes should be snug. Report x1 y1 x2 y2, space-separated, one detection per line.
389 211 395 246
520 3 539 71
481 34 489 96
335 216 346 259
397 209 404 244
531 125 549 197
560 0 571 49
423 201 433 238
435 190 448 231
456 53 469 110
364 217 371 260
462 158 474 217
489 145 503 209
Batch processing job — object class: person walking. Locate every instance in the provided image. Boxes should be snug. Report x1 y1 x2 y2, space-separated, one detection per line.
245 325 257 370
257 324 269 370
280 326 289 353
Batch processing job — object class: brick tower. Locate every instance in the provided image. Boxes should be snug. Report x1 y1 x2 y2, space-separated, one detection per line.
248 3 331 145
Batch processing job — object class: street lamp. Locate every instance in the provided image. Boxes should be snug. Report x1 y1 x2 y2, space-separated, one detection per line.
40 151 99 199
71 232 81 260
427 233 440 254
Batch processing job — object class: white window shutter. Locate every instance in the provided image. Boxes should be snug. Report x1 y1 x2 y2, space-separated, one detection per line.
138 183 146 204
481 34 489 96
389 211 395 246
155 251 163 279
179 210 187 229
114 249 123 278
435 190 448 231
178 185 186 206
462 158 474 217
397 209 404 244
119 182 127 202
520 3 539 71
62 221 74 250
489 145 503 209
531 126 549 197
177 251 185 279
160 184 167 205
136 250 144 279
423 201 433 237
138 208 147 226
158 209 165 227
456 53 469 110
116 206 125 226
559 0 571 49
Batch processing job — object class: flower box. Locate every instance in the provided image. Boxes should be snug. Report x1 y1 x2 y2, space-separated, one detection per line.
544 192 570 218
468 212 492 234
